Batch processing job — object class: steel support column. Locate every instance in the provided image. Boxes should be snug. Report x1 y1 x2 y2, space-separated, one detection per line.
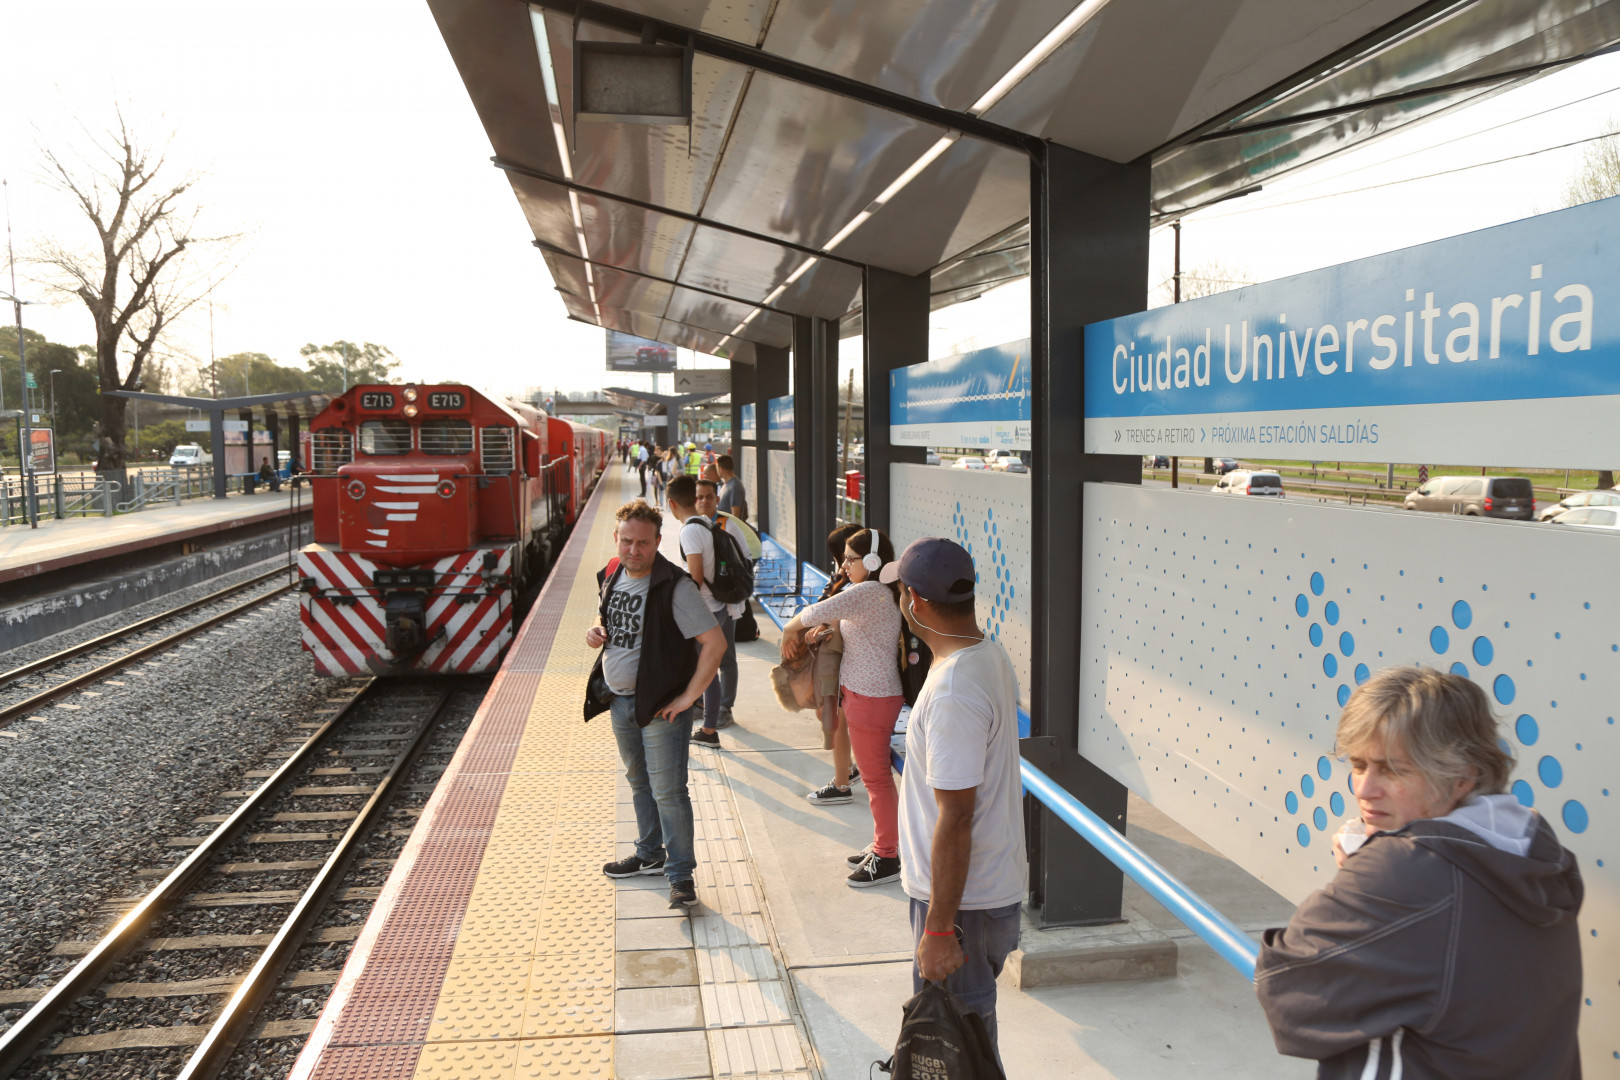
209 410 228 500
753 343 789 540
792 316 837 560
1028 143 1149 927
730 357 755 521
861 267 928 533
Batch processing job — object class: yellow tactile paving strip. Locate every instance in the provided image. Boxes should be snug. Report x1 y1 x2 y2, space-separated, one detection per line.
410 475 623 1080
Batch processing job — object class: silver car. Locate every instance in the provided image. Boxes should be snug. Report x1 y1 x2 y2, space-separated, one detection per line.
1536 489 1620 522
1548 506 1620 532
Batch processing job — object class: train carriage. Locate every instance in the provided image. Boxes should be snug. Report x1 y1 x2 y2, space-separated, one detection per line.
298 384 598 676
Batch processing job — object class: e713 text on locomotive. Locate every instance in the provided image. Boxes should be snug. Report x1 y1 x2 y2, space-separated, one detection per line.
297 384 609 675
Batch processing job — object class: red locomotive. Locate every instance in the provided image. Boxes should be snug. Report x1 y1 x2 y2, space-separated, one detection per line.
297 384 608 675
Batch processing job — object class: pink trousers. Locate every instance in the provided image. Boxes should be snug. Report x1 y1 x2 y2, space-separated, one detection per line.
841 688 904 859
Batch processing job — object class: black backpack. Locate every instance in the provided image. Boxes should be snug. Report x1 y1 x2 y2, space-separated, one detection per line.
681 517 755 606
876 983 1005 1080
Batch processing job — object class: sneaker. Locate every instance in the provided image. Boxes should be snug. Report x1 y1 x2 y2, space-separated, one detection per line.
669 880 698 908
848 763 861 786
691 729 721 749
847 853 902 888
846 844 875 867
603 853 665 878
806 782 852 805
716 707 735 729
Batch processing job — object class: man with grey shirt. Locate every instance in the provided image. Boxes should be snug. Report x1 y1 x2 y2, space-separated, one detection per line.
880 537 1026 1056
585 498 726 909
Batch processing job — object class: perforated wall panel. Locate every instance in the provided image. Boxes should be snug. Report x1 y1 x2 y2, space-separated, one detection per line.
1079 483 1618 1063
889 463 1031 706
740 449 758 527
768 449 796 556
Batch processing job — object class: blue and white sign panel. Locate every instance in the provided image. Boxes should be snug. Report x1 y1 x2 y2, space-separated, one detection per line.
740 403 757 441
891 341 1031 451
1083 198 1620 467
767 394 794 443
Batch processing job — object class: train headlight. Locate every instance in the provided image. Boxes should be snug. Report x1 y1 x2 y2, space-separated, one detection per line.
403 387 419 402
403 403 419 418
436 479 456 499
346 479 366 500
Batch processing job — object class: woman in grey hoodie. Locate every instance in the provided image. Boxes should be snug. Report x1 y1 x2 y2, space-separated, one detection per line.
1256 667 1583 1079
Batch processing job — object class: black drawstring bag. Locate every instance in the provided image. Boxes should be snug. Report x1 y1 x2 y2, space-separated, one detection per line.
875 982 1005 1080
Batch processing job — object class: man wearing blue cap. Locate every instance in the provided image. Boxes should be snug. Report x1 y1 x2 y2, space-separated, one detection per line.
880 537 1026 1056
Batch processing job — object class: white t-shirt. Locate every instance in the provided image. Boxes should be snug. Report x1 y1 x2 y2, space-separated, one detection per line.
898 638 1027 911
679 517 746 618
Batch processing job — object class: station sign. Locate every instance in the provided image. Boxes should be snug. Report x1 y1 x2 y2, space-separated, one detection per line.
673 370 730 396
184 419 249 432
889 341 1030 451
740 403 756 441
767 395 793 444
1082 196 1620 467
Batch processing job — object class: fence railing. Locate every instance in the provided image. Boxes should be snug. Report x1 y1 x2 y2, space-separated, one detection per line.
0 465 223 525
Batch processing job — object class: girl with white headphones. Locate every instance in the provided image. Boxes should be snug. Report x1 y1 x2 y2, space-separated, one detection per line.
784 527 907 888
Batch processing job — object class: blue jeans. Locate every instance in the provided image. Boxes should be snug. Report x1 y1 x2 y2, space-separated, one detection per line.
909 898 1022 1052
610 693 697 884
702 610 737 725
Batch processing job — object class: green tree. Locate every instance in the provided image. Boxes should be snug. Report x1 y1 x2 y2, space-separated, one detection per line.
298 341 399 393
211 352 313 398
133 418 192 457
0 327 101 465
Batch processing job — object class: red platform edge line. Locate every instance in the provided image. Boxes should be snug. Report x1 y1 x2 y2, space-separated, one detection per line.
289 476 613 1080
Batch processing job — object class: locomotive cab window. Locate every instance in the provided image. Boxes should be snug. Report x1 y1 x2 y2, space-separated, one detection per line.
358 419 413 455
420 418 473 456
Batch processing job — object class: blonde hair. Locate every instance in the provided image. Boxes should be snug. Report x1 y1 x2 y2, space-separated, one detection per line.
1336 666 1513 796
615 499 662 533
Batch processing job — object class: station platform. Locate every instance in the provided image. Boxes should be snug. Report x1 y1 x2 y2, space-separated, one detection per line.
289 469 1308 1080
0 489 303 585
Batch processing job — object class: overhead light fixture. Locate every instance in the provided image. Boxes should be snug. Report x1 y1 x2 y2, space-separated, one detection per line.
531 9 601 321
574 40 692 127
968 0 1115 116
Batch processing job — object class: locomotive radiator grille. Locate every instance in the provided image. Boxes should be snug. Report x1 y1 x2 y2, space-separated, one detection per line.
311 430 353 475
480 426 515 474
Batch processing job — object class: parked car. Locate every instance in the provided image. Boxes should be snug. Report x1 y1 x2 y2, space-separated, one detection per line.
169 443 213 468
1211 469 1284 497
1535 489 1620 522
1402 475 1534 519
950 456 987 470
1548 506 1620 532
925 448 941 466
1212 457 1240 474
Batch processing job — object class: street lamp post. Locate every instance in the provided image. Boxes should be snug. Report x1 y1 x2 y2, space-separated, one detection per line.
49 368 61 481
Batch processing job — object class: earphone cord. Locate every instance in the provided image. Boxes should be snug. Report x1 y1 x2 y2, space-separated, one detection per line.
906 596 984 641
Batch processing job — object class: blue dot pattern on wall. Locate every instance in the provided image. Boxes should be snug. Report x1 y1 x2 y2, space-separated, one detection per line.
1074 488 1611 1056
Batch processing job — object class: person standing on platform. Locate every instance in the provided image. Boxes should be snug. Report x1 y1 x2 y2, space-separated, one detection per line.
881 538 1025 1055
585 498 725 909
668 476 743 747
784 528 904 887
637 441 650 497
716 454 747 523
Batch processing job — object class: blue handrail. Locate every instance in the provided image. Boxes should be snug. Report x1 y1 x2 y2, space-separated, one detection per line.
1018 760 1260 981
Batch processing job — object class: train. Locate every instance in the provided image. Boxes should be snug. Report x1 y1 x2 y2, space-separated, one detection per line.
296 384 609 676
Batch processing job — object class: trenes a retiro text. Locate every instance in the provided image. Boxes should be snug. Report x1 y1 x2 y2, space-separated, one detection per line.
1108 264 1593 395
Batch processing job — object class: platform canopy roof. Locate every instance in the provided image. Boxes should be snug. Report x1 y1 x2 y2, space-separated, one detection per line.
429 0 1620 362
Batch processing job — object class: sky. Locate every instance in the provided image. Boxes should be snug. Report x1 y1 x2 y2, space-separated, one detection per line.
2 1 1616 400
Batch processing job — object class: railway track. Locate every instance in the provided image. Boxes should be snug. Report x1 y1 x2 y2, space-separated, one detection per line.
0 569 294 728
0 676 484 1080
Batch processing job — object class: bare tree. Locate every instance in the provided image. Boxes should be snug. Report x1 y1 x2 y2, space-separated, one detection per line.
32 111 234 475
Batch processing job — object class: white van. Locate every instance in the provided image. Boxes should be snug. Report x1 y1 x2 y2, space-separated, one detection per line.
169 443 213 468
1212 469 1284 497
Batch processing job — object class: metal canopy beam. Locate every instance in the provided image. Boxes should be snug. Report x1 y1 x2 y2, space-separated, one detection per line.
524 0 1038 155
495 156 865 268
535 240 793 317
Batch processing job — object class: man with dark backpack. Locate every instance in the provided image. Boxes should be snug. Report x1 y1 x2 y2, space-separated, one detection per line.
670 477 749 747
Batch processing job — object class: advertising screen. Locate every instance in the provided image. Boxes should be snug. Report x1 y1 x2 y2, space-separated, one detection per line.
606 330 678 372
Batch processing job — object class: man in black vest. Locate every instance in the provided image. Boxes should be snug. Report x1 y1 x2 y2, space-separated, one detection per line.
586 498 726 908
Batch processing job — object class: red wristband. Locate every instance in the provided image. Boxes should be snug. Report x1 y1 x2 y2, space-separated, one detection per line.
922 928 954 938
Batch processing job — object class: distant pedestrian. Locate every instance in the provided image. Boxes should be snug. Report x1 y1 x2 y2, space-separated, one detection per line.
669 476 742 746
1256 667 1583 1079
585 499 726 909
716 454 747 523
882 538 1024 1057
637 442 650 496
